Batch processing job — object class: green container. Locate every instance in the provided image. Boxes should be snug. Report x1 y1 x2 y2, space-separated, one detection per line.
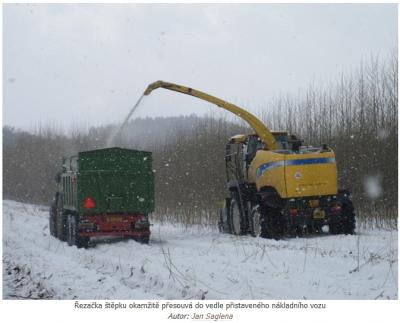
61 147 154 215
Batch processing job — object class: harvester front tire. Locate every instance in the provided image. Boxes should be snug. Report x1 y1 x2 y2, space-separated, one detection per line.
218 205 231 234
329 222 342 235
229 197 245 235
260 205 282 240
260 205 272 239
342 201 356 235
250 206 261 237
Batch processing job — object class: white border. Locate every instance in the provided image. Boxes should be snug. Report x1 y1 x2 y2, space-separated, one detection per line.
1 1 399 322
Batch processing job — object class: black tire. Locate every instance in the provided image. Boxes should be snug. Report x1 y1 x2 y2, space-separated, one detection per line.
250 206 261 237
342 201 356 235
67 215 89 248
306 224 314 235
67 214 74 246
49 204 57 237
329 222 342 235
56 210 68 241
260 204 282 240
138 236 150 244
229 196 245 235
314 221 323 234
296 225 305 237
218 204 231 234
288 226 298 238
78 237 90 248
53 193 67 241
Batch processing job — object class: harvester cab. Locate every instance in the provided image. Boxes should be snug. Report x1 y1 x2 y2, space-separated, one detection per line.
228 132 305 179
143 80 355 239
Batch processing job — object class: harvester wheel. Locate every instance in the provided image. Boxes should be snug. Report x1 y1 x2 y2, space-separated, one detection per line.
218 204 231 234
260 205 281 240
329 222 343 235
342 201 356 235
288 226 298 238
229 197 245 235
67 215 89 248
296 225 305 237
250 206 261 237
314 222 324 234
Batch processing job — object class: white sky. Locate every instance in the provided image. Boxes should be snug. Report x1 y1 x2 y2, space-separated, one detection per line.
3 3 397 131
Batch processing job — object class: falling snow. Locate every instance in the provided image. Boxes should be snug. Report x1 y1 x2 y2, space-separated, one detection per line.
364 175 383 199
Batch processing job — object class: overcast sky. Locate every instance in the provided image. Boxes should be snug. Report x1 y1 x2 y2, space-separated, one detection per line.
3 4 397 131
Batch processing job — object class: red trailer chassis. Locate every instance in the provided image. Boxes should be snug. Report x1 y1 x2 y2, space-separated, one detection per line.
77 214 150 239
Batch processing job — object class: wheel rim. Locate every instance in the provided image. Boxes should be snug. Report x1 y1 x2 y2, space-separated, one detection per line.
252 208 261 236
231 201 241 234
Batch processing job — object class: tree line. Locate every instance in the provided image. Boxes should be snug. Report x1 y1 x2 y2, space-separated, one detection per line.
3 54 397 228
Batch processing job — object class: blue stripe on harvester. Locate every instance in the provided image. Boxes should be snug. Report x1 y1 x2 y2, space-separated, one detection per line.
256 157 335 179
256 161 285 178
285 157 336 166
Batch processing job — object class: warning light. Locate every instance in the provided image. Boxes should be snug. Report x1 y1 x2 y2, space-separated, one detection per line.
82 196 96 209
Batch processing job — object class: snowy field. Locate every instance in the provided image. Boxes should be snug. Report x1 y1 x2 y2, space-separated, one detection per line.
2 200 398 300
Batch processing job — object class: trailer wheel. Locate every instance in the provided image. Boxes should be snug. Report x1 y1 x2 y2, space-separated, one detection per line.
56 210 67 241
67 215 89 248
67 215 75 246
229 197 245 235
138 236 150 244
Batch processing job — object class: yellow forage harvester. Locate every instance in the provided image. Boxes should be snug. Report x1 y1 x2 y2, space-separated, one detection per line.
144 81 355 239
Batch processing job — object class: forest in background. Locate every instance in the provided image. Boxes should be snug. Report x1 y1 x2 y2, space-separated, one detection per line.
3 55 398 228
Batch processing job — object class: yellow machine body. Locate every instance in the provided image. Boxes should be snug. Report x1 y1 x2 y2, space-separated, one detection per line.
248 150 338 198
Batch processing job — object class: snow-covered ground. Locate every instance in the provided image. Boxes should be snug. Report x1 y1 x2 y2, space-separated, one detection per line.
2 200 398 300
